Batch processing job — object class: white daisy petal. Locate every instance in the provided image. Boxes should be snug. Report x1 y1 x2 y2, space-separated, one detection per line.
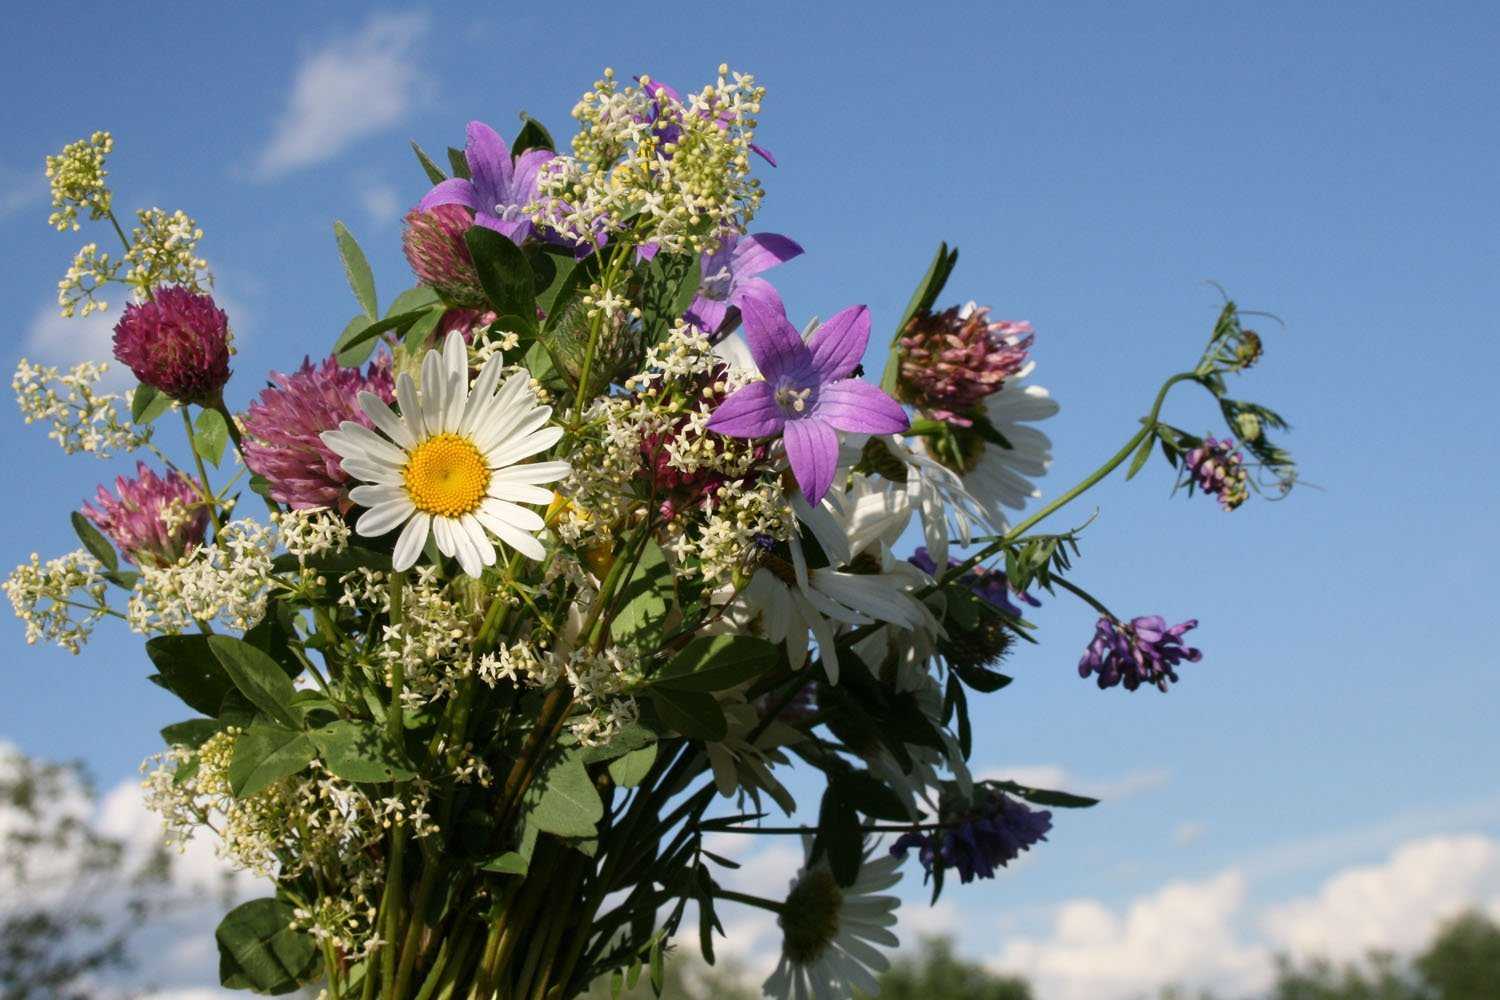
358 391 415 449
487 461 571 487
479 498 544 533
336 422 410 468
348 484 409 509
356 500 414 537
432 515 457 558
342 459 403 486
395 373 427 442
459 514 498 567
486 481 556 505
474 507 545 560
391 513 431 571
420 348 448 433
461 355 506 434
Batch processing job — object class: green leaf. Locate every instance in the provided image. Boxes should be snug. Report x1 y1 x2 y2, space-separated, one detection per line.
207 635 300 729
607 743 658 788
229 722 316 797
410 140 447 184
512 115 556 154
386 284 442 317
812 783 864 886
1125 431 1156 481
447 146 471 179
953 660 1012 693
146 635 234 716
528 245 578 317
654 634 778 692
130 382 171 424
335 308 436 367
161 718 223 749
525 751 604 838
333 221 378 319
579 723 656 764
881 242 959 392
481 821 539 875
649 936 665 993
193 407 229 467
639 252 701 349
993 780 1100 809
70 511 118 572
401 307 445 356
837 771 910 821
610 540 673 651
464 227 537 335
309 719 415 784
216 897 319 994
649 687 727 741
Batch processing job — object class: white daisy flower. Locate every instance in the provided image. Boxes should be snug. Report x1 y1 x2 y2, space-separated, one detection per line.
320 331 569 578
912 378 1059 535
763 840 903 1000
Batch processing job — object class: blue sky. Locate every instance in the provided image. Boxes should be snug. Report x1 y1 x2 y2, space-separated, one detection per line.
2 3 1497 997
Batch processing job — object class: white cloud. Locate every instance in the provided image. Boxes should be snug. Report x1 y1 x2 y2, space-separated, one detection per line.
980 763 1171 802
1174 821 1207 847
256 11 432 179
1 164 46 221
988 832 1500 1000
361 180 404 226
994 869 1267 1000
1261 834 1500 963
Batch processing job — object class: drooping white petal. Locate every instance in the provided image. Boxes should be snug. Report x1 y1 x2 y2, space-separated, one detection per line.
459 514 498 567
474 506 545 560
478 497 544 532
392 513 431 571
356 500 415 537
432 515 457 558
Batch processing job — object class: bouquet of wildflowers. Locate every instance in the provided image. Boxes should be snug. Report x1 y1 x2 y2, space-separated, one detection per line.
7 66 1295 1000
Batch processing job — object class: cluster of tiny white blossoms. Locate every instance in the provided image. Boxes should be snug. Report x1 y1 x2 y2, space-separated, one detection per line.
57 242 119 317
123 207 211 294
379 567 481 711
272 507 352 563
531 66 767 254
45 130 114 232
126 518 276 634
475 639 641 746
143 729 437 881
12 358 155 457
2 549 109 653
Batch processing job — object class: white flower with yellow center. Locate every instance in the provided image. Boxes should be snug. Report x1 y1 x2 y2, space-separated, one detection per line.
321 331 568 577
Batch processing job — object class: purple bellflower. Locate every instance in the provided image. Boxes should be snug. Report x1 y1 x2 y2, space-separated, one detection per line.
418 121 552 244
685 233 803 333
707 297 909 503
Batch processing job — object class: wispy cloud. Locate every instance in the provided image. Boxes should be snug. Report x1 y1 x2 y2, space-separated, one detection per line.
360 179 404 227
0 164 46 222
255 11 432 180
23 302 127 388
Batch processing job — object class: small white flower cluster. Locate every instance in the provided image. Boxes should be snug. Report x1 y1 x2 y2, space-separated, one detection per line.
143 729 438 891
12 358 154 457
57 242 120 317
292 883 385 963
2 548 109 653
532 67 767 254
123 207 211 294
45 131 114 232
273 507 352 563
475 639 641 746
126 519 275 634
377 566 479 710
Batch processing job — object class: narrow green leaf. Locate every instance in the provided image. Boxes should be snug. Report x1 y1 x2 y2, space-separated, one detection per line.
410 140 447 185
309 719 415 784
334 308 434 366
193 407 229 467
649 936 665 993
882 242 959 392
654 634 778 692
228 723 316 798
70 511 118 572
993 779 1100 808
1125 431 1156 481
207 635 300 730
333 220 378 319
216 897 319 993
464 226 537 334
401 306 445 356
130 383 172 424
386 284 442 317
447 146 471 179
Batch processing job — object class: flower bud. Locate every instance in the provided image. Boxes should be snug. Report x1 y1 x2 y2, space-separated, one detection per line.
402 205 487 308
897 303 1032 425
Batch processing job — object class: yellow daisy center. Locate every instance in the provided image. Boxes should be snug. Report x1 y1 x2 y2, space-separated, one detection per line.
402 433 490 517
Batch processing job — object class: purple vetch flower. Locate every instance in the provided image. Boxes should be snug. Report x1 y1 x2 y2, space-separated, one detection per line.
240 356 395 511
890 789 1051 884
908 547 1039 618
82 462 208 567
111 287 232 404
1078 615 1202 692
1185 435 1249 511
685 232 803 334
417 121 552 244
706 297 909 503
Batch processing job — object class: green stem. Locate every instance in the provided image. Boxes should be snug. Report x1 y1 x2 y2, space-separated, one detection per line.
377 571 408 999
180 406 224 534
212 394 279 514
715 888 783 914
1049 575 1118 620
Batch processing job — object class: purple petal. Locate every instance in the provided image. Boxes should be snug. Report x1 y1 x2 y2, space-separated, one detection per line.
812 380 910 434
418 178 479 213
464 121 512 205
637 242 661 262
727 276 786 319
806 305 871 383
750 143 777 167
731 233 803 277
706 381 785 438
783 418 839 504
740 295 811 382
685 294 729 333
510 148 554 201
